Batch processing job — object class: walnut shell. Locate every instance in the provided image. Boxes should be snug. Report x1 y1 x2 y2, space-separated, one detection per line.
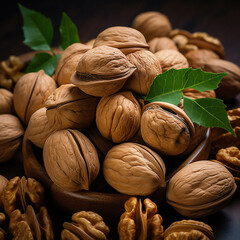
54 43 91 86
71 46 136 97
141 102 195 156
124 50 162 95
43 129 100 192
13 70 57 124
183 88 216 100
0 88 14 114
155 49 189 72
93 26 149 55
45 84 99 130
0 114 24 162
166 160 237 218
132 11 172 42
103 142 166 196
96 91 141 143
148 37 178 53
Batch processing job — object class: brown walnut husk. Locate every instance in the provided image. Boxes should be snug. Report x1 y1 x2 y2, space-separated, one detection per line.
96 91 141 143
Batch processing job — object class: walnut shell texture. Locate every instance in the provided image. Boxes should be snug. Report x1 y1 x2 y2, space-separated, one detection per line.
0 88 14 114
103 142 166 196
148 37 178 53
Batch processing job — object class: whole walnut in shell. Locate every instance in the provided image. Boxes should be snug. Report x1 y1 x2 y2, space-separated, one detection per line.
0 114 24 162
13 70 57 124
0 88 14 114
96 91 141 143
93 26 149 55
132 11 172 42
45 84 99 130
166 160 237 218
54 43 91 86
71 46 136 97
141 102 195 156
124 50 162 95
43 129 100 192
103 142 166 196
148 37 178 53
155 49 189 72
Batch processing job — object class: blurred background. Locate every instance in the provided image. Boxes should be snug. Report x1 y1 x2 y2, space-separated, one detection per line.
0 0 239 65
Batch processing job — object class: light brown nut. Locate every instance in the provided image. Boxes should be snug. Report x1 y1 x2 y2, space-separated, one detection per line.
0 176 8 209
9 205 54 240
166 160 237 218
93 26 149 55
141 102 195 156
96 91 141 143
1 176 44 216
118 197 164 240
155 49 189 72
0 88 14 114
0 114 24 162
164 219 215 240
13 70 57 124
43 129 100 191
183 88 216 100
0 212 6 240
148 37 178 53
61 211 110 240
54 43 91 86
201 59 240 100
103 142 166 196
132 11 172 42
85 39 95 47
125 50 162 95
71 46 136 97
45 84 99 130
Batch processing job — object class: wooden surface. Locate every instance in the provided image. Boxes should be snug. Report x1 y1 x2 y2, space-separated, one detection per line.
1 0 240 239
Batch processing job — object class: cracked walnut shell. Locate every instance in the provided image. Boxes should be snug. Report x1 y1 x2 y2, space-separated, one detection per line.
43 129 100 192
61 211 110 240
71 45 136 97
96 91 141 143
103 142 166 196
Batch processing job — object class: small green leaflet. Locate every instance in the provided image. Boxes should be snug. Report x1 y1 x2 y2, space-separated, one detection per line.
18 4 53 51
59 12 80 50
25 53 60 76
144 68 227 105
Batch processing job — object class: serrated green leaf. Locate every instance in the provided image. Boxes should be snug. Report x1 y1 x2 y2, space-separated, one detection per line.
25 53 60 76
183 96 235 136
59 12 80 50
18 4 53 51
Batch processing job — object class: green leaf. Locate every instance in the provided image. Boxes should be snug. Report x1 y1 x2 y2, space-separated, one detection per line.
59 12 80 50
183 96 235 136
25 53 61 76
144 68 227 105
18 4 53 51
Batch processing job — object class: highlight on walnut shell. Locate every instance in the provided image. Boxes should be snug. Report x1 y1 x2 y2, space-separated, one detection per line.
141 102 195 156
71 45 136 97
166 160 237 218
96 91 141 143
43 129 100 192
103 142 166 196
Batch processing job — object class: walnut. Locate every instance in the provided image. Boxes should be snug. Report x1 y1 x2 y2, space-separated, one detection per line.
13 70 57 124
132 11 172 42
0 212 6 240
96 91 141 143
141 102 195 156
0 176 8 209
43 129 100 191
71 45 136 97
201 59 240 100
54 43 91 86
85 39 95 47
9 205 53 240
166 160 237 218
183 88 216 99
93 26 149 55
125 49 162 95
148 37 178 53
61 211 109 240
164 219 215 240
0 88 14 114
1 176 44 217
155 49 189 72
103 142 166 196
118 197 164 240
0 114 24 162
